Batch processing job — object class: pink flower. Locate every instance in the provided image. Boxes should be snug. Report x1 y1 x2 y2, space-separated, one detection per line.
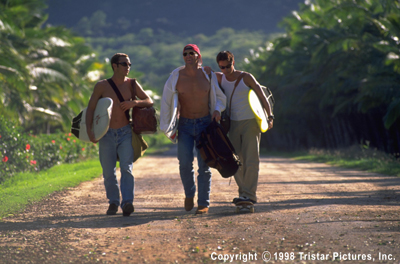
52 140 55 144
30 160 37 165
67 138 70 141
26 144 31 151
2 156 8 162
82 148 85 151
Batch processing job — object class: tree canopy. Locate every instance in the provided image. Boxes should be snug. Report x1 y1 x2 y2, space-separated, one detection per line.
245 0 400 154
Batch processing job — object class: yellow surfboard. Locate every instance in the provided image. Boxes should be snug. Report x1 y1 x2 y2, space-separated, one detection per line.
248 90 268 133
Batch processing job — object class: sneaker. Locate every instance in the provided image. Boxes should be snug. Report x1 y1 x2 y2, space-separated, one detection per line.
195 206 209 214
234 196 252 204
106 203 118 215
232 197 240 204
122 203 134 217
185 197 194 211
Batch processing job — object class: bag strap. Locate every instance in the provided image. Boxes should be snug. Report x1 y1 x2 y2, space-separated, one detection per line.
228 72 245 116
107 78 130 122
129 78 137 100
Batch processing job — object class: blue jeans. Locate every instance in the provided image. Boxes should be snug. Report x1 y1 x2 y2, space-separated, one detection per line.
177 115 212 207
99 124 134 208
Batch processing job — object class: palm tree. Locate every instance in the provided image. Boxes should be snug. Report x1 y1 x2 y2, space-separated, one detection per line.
0 0 101 133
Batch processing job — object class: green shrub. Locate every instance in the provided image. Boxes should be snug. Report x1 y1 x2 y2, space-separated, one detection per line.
0 116 98 182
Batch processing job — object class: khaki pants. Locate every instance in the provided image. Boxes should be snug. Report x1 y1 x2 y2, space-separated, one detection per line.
229 118 261 202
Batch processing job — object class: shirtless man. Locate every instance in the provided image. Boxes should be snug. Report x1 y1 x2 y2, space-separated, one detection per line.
86 53 153 216
160 44 226 214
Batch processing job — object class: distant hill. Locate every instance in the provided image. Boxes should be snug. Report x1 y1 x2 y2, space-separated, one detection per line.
45 0 304 36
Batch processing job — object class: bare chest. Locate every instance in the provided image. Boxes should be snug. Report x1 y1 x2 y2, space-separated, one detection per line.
176 74 210 97
102 83 132 103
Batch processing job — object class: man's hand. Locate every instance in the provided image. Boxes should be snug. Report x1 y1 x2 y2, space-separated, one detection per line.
212 110 221 122
88 130 99 144
203 66 213 75
120 101 134 112
267 119 273 130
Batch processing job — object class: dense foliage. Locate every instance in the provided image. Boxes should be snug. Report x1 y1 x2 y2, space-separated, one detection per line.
0 0 102 133
0 116 99 183
245 0 400 155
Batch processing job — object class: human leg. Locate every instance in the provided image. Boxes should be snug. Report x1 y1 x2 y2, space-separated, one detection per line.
237 119 260 202
99 129 120 208
194 116 212 208
177 118 196 207
117 125 134 213
229 121 245 198
195 151 211 214
230 119 260 203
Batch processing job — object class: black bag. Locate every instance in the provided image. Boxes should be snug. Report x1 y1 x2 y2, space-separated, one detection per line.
196 120 241 178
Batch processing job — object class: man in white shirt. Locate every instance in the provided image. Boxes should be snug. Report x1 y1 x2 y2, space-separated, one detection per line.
160 44 226 214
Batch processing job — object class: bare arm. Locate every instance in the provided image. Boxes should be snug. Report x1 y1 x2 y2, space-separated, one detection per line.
86 81 104 143
215 72 223 86
120 80 154 112
243 73 274 129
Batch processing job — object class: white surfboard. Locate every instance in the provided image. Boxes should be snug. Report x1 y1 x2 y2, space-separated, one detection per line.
248 90 268 133
164 93 179 143
71 97 113 142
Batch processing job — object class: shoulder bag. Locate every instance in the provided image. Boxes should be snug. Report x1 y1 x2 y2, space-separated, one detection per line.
129 79 158 134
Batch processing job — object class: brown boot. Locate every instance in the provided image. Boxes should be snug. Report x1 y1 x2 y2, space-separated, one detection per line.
184 197 194 211
195 206 209 214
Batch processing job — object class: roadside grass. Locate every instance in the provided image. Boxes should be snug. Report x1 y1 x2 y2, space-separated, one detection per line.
143 132 173 155
264 145 400 177
0 159 102 219
0 133 172 220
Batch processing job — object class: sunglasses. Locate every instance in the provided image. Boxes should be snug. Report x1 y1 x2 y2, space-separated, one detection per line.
219 63 232 69
183 52 196 57
116 62 131 67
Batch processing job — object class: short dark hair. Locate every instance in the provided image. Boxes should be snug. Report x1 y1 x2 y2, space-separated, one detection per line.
110 53 129 71
216 51 234 63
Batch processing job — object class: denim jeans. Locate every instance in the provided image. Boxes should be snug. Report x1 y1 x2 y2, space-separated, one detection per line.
177 115 212 207
99 124 134 208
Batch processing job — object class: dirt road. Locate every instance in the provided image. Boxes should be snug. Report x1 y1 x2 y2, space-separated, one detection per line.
0 146 399 264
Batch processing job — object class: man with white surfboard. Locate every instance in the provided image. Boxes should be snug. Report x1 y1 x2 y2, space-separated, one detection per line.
160 44 226 214
211 51 273 208
86 53 153 216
